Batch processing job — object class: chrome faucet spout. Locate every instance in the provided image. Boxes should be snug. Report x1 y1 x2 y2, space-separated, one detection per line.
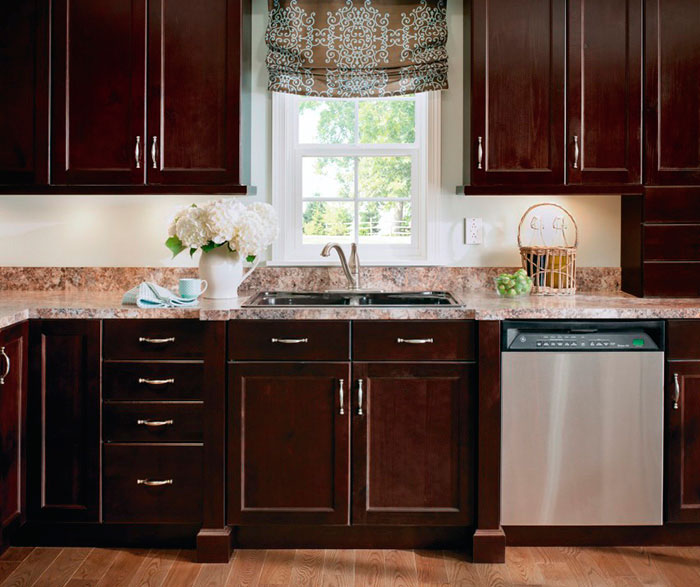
321 242 361 290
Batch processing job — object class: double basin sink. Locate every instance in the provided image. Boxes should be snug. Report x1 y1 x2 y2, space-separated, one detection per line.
244 290 461 307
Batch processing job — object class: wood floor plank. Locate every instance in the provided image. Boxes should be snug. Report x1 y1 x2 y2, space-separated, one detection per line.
0 548 34 563
257 550 295 587
383 550 418 587
160 551 201 587
354 550 387 587
615 547 667 587
191 563 231 587
65 549 123 587
0 547 62 587
320 549 355 587
95 549 151 587
33 548 92 587
442 550 479 585
225 549 265 587
289 550 324 587
127 549 180 587
647 546 700 587
0 563 20 585
579 546 637 579
413 550 448 587
504 547 544 585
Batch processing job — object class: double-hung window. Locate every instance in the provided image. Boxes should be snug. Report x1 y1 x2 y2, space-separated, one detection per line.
272 92 439 264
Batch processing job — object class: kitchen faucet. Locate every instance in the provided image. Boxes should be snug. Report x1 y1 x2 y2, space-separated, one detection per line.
321 242 361 290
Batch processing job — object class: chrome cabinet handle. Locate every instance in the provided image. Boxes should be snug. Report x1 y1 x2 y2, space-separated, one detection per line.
673 373 681 410
338 379 345 415
138 378 175 386
357 379 364 416
135 136 141 169
477 136 483 170
0 347 9 385
151 136 158 169
397 337 434 345
137 479 173 487
573 135 580 169
271 338 309 344
137 419 174 427
138 337 176 344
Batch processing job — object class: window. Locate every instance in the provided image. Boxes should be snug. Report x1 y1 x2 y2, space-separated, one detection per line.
272 92 440 264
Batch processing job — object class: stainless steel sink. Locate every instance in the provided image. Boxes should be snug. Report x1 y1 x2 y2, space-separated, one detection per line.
244 291 461 307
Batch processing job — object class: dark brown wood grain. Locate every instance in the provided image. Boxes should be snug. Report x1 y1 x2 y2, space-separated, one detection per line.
645 226 700 261
643 263 700 297
228 362 351 526
621 194 644 297
103 444 203 524
667 321 700 360
645 187 700 223
461 184 643 195
352 321 475 362
27 320 100 523
103 361 204 401
103 402 203 443
351 362 474 526
103 320 207 360
229 321 350 361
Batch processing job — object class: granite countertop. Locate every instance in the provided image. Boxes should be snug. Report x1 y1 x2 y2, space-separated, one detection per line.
2 290 700 329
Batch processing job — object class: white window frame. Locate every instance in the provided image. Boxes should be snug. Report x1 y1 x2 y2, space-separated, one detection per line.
271 91 441 265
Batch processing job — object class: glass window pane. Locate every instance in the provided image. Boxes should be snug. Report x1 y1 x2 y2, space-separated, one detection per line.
302 201 354 244
299 100 355 144
358 201 412 244
358 100 415 144
358 156 411 199
303 157 355 199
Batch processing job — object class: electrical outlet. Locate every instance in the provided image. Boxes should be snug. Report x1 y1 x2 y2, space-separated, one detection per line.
464 217 483 245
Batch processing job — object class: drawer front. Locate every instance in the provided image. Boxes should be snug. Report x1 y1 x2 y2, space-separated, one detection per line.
103 403 203 442
103 362 203 401
353 321 475 361
103 444 202 524
229 321 350 361
103 320 207 360
645 225 700 261
645 187 700 223
667 320 700 361
643 263 700 298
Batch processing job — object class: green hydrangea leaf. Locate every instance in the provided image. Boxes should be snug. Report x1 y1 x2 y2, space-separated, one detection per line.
246 255 256 263
165 236 185 258
201 241 226 253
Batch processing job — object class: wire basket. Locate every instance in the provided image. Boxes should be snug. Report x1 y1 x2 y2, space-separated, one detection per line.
517 203 578 295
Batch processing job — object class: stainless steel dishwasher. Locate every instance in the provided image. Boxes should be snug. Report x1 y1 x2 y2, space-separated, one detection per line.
501 320 665 526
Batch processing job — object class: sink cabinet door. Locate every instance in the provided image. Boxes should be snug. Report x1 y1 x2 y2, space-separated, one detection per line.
228 362 351 525
352 362 474 525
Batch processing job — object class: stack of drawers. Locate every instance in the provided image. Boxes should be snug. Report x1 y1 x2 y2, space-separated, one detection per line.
102 320 205 524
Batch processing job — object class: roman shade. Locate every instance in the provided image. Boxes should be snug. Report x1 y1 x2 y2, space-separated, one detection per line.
266 0 448 98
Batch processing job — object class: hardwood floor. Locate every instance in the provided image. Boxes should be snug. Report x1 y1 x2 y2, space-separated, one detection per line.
1 546 700 586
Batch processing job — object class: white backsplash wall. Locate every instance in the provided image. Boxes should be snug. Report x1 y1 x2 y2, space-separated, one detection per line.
0 1 620 268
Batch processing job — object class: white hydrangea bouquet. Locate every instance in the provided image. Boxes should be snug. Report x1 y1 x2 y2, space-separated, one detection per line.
166 199 278 299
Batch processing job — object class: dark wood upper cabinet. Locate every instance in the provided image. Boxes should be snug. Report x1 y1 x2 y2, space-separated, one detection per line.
645 0 700 185
51 0 146 185
0 322 28 554
471 0 565 186
28 320 100 523
0 1 48 186
228 362 351 526
352 362 474 526
568 0 642 185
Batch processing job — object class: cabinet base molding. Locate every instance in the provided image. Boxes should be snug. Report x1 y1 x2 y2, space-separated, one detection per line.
504 525 700 546
472 528 506 564
197 527 232 563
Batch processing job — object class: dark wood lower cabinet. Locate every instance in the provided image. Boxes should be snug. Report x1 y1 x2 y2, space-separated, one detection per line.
228 362 351 526
352 362 474 526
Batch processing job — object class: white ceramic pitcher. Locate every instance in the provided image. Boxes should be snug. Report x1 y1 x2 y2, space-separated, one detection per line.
198 247 260 299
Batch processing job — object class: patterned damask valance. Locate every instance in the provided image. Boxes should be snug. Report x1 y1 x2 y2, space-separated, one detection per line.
266 0 448 98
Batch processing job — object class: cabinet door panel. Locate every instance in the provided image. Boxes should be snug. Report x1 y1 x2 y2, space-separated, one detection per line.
568 0 641 184
471 0 565 185
51 0 145 185
147 0 242 185
352 363 474 525
228 362 350 525
29 321 100 522
645 0 700 185
667 362 700 522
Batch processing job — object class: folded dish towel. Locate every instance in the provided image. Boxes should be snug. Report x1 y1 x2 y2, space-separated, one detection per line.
122 282 199 309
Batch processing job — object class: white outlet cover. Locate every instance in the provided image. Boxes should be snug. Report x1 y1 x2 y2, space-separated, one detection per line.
465 217 483 245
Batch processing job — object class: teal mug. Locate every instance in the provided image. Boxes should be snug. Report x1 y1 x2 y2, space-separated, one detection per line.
179 278 208 299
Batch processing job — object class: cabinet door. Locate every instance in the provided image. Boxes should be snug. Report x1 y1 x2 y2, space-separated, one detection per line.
645 0 700 185
28 321 100 522
51 0 146 185
471 0 565 186
667 362 700 522
352 363 474 525
0 1 48 185
147 0 244 186
0 323 28 554
228 362 350 525
568 0 642 185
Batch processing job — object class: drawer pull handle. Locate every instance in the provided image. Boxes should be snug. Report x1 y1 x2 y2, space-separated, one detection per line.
339 379 345 416
271 337 309 344
396 337 434 345
137 478 173 487
138 337 176 344
137 419 174 427
138 378 175 386
357 379 364 416
0 346 9 385
673 373 681 410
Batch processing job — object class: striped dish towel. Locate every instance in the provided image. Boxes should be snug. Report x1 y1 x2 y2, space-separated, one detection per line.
122 282 199 308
